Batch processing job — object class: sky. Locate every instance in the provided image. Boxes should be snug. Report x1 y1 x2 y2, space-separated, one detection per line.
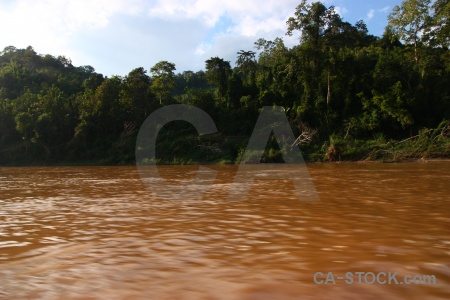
0 0 403 77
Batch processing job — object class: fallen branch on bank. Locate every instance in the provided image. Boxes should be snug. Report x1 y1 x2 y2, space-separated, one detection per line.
292 125 317 146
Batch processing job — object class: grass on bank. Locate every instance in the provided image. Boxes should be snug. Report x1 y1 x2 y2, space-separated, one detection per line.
315 121 450 162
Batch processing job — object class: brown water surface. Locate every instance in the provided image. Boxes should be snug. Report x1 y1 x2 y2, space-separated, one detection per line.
0 162 449 299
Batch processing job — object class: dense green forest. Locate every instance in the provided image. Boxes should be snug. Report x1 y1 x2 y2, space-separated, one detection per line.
1 0 449 165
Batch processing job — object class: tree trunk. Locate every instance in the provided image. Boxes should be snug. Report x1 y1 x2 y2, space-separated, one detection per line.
414 38 418 65
42 143 51 160
414 23 419 65
326 66 331 106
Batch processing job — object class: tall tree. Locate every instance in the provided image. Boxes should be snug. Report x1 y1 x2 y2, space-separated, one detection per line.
427 0 450 48
150 61 176 105
388 0 432 64
286 0 340 49
236 50 257 86
286 0 341 106
205 57 232 100
227 71 243 109
122 67 152 122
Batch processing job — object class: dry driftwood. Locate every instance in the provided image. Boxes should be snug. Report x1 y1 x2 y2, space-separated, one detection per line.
292 124 317 146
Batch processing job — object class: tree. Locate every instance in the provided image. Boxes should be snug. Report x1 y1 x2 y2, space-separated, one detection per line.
122 68 153 123
77 76 123 137
378 26 403 49
0 46 17 55
388 0 432 64
227 71 243 109
253 38 290 100
427 0 450 47
205 57 231 100
38 85 72 145
286 0 340 49
236 50 257 86
0 96 17 144
12 90 39 145
286 1 342 106
150 61 176 105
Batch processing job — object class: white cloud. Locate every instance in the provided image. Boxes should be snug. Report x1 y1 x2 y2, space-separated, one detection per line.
379 6 390 13
334 6 349 16
147 0 300 33
231 15 287 37
0 0 304 75
146 0 303 68
0 0 145 64
0 0 143 38
195 42 212 55
367 9 375 20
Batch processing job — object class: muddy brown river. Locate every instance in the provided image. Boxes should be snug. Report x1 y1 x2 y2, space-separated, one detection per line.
0 162 449 299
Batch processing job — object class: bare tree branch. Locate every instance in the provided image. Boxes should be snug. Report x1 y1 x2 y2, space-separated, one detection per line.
292 123 317 146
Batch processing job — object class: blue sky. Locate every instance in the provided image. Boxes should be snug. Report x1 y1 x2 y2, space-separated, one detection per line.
0 0 403 77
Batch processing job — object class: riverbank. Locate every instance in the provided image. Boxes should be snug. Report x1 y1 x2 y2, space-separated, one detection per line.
1 132 449 166
1 119 449 166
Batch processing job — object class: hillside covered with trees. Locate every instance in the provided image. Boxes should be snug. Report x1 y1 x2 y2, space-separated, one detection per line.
0 0 449 165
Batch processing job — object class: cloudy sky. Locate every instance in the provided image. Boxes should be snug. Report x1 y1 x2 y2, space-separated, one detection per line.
0 0 402 77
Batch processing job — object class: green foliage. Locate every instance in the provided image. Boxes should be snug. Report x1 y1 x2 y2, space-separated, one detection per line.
388 0 431 64
205 57 232 101
150 61 176 105
0 1 449 165
428 0 450 47
286 0 340 48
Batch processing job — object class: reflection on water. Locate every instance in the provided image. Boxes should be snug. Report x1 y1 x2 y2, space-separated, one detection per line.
0 163 449 299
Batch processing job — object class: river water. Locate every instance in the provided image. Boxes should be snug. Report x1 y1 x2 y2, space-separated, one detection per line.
0 162 449 299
